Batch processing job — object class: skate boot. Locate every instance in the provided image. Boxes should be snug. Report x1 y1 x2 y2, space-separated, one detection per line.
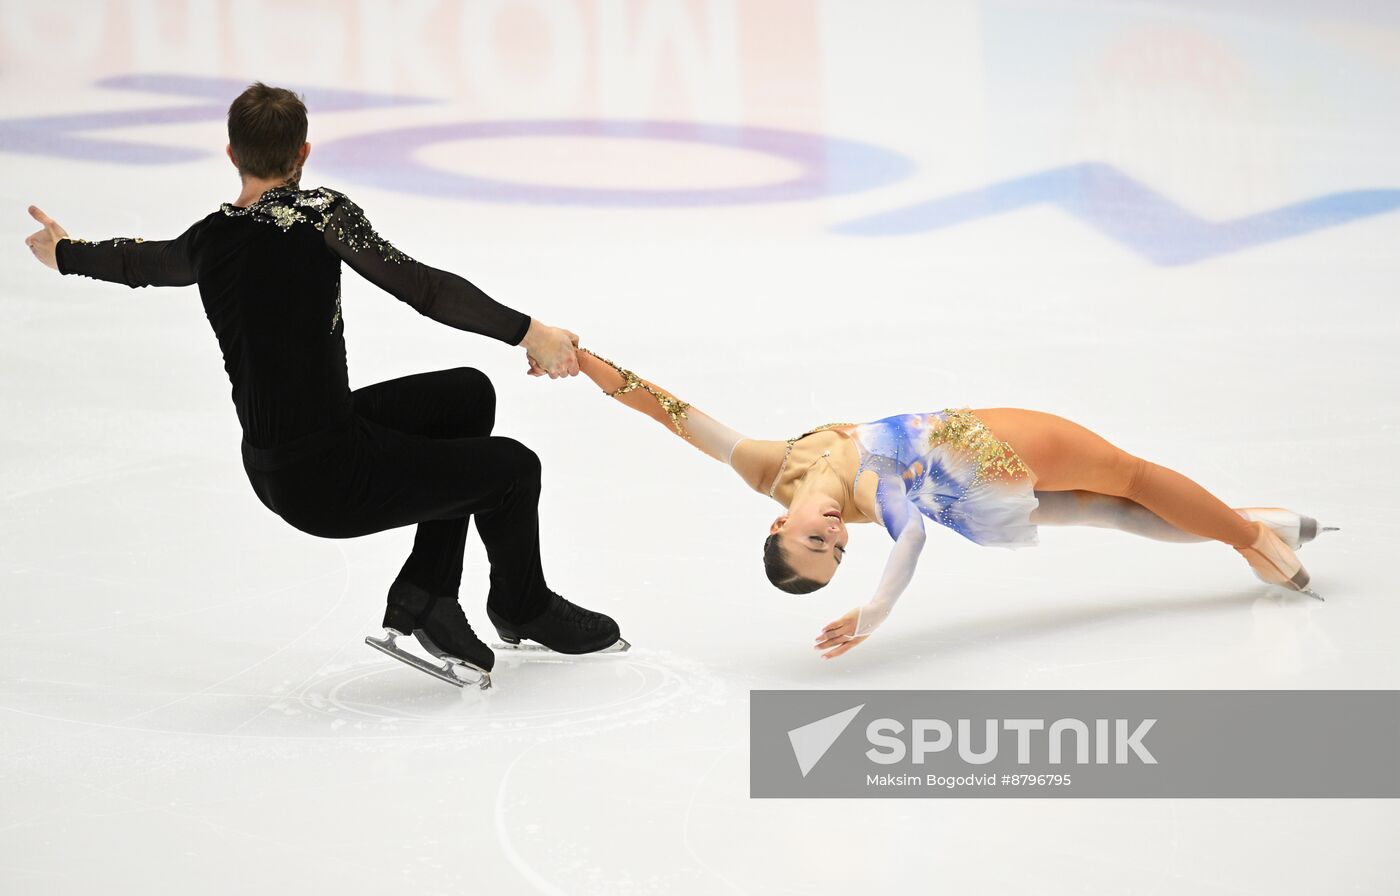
1235 507 1339 550
1235 520 1323 601
365 581 495 689
488 592 630 654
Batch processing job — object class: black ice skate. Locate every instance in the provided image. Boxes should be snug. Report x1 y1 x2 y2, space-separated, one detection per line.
488 592 630 655
365 581 495 689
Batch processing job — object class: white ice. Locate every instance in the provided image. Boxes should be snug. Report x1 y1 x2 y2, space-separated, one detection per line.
2 1 1398 893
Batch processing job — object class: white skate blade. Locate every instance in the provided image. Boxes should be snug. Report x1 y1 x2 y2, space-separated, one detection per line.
493 637 631 655
365 630 492 690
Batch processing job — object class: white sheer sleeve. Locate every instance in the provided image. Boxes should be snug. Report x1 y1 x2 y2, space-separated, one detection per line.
855 510 926 637
683 410 747 465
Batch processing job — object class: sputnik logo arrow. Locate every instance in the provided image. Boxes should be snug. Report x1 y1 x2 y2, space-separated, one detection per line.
788 704 865 777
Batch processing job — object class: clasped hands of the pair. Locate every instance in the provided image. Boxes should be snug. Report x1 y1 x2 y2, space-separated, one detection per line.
814 606 873 660
521 319 580 379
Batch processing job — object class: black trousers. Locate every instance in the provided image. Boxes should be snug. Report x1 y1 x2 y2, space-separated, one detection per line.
241 368 551 624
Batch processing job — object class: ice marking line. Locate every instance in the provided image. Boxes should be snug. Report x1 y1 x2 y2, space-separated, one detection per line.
76 781 387 882
0 454 204 505
0 72 435 164
14 563 348 639
104 543 355 728
834 161 1400 266
495 740 571 896
681 744 750 894
224 637 360 735
0 651 719 742
0 681 436 719
0 545 360 820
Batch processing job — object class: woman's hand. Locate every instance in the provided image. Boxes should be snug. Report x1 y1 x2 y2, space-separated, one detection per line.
814 607 869 659
25 205 68 271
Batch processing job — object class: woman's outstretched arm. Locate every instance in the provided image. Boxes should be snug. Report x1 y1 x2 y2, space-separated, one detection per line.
577 348 745 463
814 479 927 658
576 349 789 494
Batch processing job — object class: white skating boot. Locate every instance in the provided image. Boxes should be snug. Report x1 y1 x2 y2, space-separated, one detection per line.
1235 507 1339 551
1235 520 1323 601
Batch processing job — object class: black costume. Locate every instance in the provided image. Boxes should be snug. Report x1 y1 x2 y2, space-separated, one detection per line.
56 185 552 625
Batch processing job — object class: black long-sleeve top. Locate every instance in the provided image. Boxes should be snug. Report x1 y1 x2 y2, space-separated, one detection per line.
56 186 531 454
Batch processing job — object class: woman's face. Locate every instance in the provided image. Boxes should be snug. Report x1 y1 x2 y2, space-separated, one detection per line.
770 493 848 584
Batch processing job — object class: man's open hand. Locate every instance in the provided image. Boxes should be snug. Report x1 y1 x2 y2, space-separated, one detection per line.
24 206 68 271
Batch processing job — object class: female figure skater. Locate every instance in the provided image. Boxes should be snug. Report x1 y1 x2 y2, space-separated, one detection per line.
23 83 627 690
556 349 1330 659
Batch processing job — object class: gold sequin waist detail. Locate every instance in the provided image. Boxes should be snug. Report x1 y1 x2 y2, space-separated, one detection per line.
926 408 1031 484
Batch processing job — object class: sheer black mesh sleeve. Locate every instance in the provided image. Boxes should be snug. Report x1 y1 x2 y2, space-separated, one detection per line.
55 226 196 288
324 196 532 346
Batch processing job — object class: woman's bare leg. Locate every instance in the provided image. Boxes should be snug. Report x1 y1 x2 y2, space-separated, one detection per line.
975 408 1256 549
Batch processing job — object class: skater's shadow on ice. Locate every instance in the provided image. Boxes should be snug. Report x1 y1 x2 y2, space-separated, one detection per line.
776 588 1308 678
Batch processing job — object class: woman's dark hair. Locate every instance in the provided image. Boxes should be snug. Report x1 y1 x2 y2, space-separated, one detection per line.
227 82 308 179
764 533 827 594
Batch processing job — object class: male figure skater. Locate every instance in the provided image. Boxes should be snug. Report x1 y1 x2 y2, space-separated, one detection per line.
23 82 626 690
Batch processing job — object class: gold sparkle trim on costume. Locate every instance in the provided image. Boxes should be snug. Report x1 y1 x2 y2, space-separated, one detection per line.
929 408 1031 483
326 197 412 264
220 187 413 265
64 237 144 246
581 348 691 436
58 237 148 281
329 283 343 333
266 204 306 230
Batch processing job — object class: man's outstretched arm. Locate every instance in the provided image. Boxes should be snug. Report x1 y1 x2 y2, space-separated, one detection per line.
323 195 579 377
26 205 196 287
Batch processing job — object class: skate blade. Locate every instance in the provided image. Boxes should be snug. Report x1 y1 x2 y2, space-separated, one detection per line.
493 637 631 655
1296 517 1340 547
365 630 492 690
1250 579 1326 603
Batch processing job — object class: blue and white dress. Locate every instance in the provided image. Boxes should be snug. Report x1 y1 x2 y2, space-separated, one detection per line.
850 410 1040 548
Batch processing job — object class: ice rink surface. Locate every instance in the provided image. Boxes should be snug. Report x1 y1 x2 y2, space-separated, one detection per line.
2 1 1398 893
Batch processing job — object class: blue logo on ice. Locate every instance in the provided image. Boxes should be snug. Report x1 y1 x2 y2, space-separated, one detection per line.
787 704 865 777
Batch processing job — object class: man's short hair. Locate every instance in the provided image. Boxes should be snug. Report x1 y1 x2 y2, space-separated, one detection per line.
227 82 308 179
